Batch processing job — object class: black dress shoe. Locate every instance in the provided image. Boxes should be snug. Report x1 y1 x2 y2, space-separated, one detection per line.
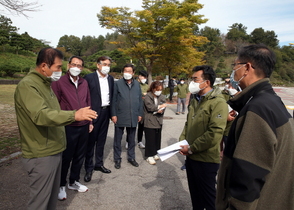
114 160 121 169
128 159 139 167
84 171 92 182
94 166 111 173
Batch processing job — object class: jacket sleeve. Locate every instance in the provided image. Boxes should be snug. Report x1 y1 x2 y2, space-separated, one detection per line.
144 94 158 112
15 80 75 127
51 81 61 102
111 81 118 117
190 98 228 153
138 85 143 117
227 111 275 209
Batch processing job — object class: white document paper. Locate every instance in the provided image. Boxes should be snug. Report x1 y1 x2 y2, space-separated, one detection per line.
157 140 189 161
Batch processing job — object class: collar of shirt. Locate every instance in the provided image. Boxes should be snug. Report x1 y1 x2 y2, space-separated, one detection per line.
195 89 213 102
69 75 79 88
125 78 133 88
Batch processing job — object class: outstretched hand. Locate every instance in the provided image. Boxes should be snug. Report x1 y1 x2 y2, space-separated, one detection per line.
75 106 98 121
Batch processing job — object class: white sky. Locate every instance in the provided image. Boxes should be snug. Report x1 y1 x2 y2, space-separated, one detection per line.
5 0 294 47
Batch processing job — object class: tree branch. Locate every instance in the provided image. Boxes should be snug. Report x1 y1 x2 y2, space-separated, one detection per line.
0 0 41 18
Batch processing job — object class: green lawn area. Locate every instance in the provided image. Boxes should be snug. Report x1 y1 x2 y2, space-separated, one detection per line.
0 85 20 159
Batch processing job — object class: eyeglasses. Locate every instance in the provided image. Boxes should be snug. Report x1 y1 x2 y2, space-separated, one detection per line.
231 63 247 69
99 62 111 67
70 63 83 69
191 77 204 83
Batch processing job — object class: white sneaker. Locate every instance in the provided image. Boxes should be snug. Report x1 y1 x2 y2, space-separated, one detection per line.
153 155 160 161
68 181 88 193
58 186 67 201
146 157 156 165
138 142 145 149
125 142 128 149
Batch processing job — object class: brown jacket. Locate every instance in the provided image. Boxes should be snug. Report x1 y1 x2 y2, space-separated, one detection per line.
143 92 165 129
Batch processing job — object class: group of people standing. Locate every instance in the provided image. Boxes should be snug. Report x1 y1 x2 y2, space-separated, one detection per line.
14 44 294 210
178 44 294 210
14 48 167 209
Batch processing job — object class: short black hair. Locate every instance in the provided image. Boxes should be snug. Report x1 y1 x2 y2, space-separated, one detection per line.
36 47 63 68
97 56 112 63
123 64 135 72
139 70 148 78
69 56 84 67
192 65 215 87
180 78 185 81
237 44 276 78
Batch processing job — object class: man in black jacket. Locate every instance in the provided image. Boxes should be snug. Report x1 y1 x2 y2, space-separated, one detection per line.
84 56 114 182
168 76 177 102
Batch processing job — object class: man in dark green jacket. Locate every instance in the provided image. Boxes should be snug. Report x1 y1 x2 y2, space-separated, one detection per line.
14 47 97 210
216 44 294 210
174 78 189 115
179 65 228 210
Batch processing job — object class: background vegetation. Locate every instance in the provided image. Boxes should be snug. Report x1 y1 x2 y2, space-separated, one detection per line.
0 0 294 85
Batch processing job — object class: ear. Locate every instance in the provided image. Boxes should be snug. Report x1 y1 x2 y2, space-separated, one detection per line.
41 63 47 72
244 63 253 75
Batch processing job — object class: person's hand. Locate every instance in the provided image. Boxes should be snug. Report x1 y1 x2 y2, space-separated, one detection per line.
138 116 142 122
111 116 117 124
158 109 164 114
159 103 167 109
179 145 189 155
227 110 236 121
75 106 97 121
89 124 94 133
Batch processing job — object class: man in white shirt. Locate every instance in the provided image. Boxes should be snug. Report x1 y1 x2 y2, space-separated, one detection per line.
84 56 114 182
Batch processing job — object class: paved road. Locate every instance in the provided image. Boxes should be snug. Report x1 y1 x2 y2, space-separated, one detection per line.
1 87 293 210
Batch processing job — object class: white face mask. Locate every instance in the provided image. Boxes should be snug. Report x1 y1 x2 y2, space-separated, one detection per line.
180 81 184 84
141 79 147 84
46 65 62 81
69 67 81 77
224 84 229 90
50 71 62 81
101 66 110 75
154 91 162 96
228 88 238 96
123 73 133 80
188 81 205 94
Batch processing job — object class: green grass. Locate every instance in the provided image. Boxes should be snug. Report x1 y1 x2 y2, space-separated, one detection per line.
0 85 20 159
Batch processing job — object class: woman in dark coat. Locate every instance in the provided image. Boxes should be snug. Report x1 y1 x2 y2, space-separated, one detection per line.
143 81 166 165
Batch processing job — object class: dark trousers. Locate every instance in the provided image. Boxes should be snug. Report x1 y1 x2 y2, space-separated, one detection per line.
113 126 136 161
186 158 219 210
84 107 110 173
23 153 62 210
144 127 162 157
60 124 89 186
169 87 174 101
137 121 144 143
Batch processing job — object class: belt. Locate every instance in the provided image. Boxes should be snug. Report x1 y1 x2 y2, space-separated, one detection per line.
101 106 110 109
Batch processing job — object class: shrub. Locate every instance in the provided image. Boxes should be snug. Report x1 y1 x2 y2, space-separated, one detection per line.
0 63 20 77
